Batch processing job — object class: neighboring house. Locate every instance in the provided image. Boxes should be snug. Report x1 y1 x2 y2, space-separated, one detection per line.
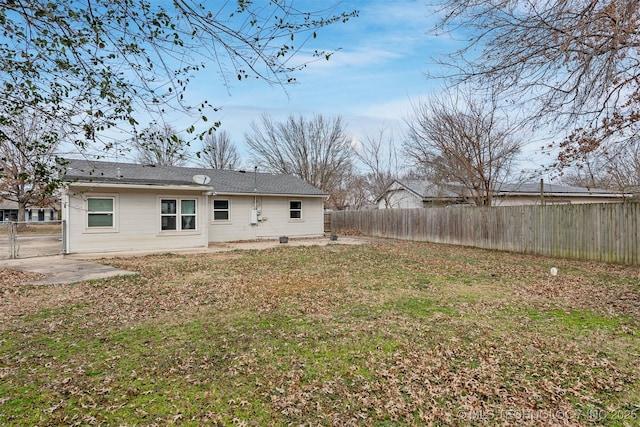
376 180 465 209
61 159 328 255
0 200 60 222
492 182 630 206
376 179 630 209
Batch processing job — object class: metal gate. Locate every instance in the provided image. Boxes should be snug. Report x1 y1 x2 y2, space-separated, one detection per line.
0 220 64 259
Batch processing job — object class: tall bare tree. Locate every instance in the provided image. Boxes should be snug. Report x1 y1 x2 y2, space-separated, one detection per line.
0 1 357 181
354 126 401 208
561 141 640 195
431 0 640 167
603 143 640 195
404 90 524 206
199 130 240 170
306 159 371 211
343 174 373 210
0 111 62 222
245 113 354 209
132 125 188 167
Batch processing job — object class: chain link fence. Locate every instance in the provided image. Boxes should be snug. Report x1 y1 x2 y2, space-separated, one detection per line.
0 221 64 259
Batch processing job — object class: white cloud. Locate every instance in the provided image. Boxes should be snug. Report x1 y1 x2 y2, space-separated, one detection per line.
289 47 404 74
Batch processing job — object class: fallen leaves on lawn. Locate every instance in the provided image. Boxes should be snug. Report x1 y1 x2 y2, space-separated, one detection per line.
1 241 639 426
0 268 48 287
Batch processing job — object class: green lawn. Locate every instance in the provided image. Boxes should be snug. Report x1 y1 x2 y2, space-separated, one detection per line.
1 241 639 426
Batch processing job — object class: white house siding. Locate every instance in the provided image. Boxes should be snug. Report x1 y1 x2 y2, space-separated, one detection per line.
64 186 208 254
208 195 325 242
27 208 58 222
0 203 58 222
377 189 423 209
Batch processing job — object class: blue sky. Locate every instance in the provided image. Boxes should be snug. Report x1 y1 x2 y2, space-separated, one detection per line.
174 0 453 168
114 0 550 176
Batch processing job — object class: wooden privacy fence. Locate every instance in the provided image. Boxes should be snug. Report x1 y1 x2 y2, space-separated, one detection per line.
331 203 640 265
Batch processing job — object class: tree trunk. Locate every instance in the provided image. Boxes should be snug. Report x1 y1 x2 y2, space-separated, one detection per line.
17 202 27 231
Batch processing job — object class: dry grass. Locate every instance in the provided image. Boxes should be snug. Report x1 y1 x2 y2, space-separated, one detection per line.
1 241 639 426
0 223 61 236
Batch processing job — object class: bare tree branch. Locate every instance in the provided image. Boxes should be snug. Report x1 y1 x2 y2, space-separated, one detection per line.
403 89 525 206
132 124 189 167
198 130 240 170
0 109 63 221
354 126 401 207
0 1 357 183
431 0 640 166
245 113 354 209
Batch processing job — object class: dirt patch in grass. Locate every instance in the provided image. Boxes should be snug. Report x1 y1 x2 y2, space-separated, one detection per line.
1 241 639 425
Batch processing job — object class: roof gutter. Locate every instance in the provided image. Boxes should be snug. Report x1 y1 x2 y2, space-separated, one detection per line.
213 191 329 198
66 182 215 192
66 182 327 198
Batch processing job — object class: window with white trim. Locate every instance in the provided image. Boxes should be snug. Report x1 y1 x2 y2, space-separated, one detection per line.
289 200 302 219
87 197 115 228
213 199 230 221
181 199 196 230
161 198 197 231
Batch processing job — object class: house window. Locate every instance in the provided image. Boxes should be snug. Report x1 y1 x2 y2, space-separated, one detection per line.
161 199 177 230
87 197 114 228
213 199 230 221
289 200 302 219
161 198 197 231
181 199 196 230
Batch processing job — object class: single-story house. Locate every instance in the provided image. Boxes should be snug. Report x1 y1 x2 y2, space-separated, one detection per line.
61 159 328 255
0 200 60 222
376 179 630 209
376 180 463 209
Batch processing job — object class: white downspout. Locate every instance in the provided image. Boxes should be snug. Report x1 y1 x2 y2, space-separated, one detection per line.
62 188 71 254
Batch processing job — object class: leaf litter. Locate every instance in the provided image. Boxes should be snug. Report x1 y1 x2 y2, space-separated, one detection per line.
1 241 639 426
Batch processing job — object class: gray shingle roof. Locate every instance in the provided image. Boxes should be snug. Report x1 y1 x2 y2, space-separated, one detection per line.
0 200 60 210
495 182 621 195
401 180 462 198
379 179 625 202
0 200 18 210
63 159 327 197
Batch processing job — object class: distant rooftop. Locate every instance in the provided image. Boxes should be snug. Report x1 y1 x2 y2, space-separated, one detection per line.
378 179 627 203
495 182 624 196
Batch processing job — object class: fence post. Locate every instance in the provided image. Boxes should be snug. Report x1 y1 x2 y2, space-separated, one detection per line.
8 221 17 259
2 223 8 259
62 219 67 254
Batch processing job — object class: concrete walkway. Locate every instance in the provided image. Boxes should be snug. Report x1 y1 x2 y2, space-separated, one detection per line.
0 255 138 285
1 236 371 285
63 236 368 260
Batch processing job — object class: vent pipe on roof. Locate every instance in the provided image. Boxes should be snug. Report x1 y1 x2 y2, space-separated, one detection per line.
254 166 258 193
253 166 258 213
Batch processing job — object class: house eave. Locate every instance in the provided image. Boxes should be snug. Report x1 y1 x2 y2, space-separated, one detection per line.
422 196 466 201
65 182 327 198
202 191 328 198
66 182 215 192
374 180 423 204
